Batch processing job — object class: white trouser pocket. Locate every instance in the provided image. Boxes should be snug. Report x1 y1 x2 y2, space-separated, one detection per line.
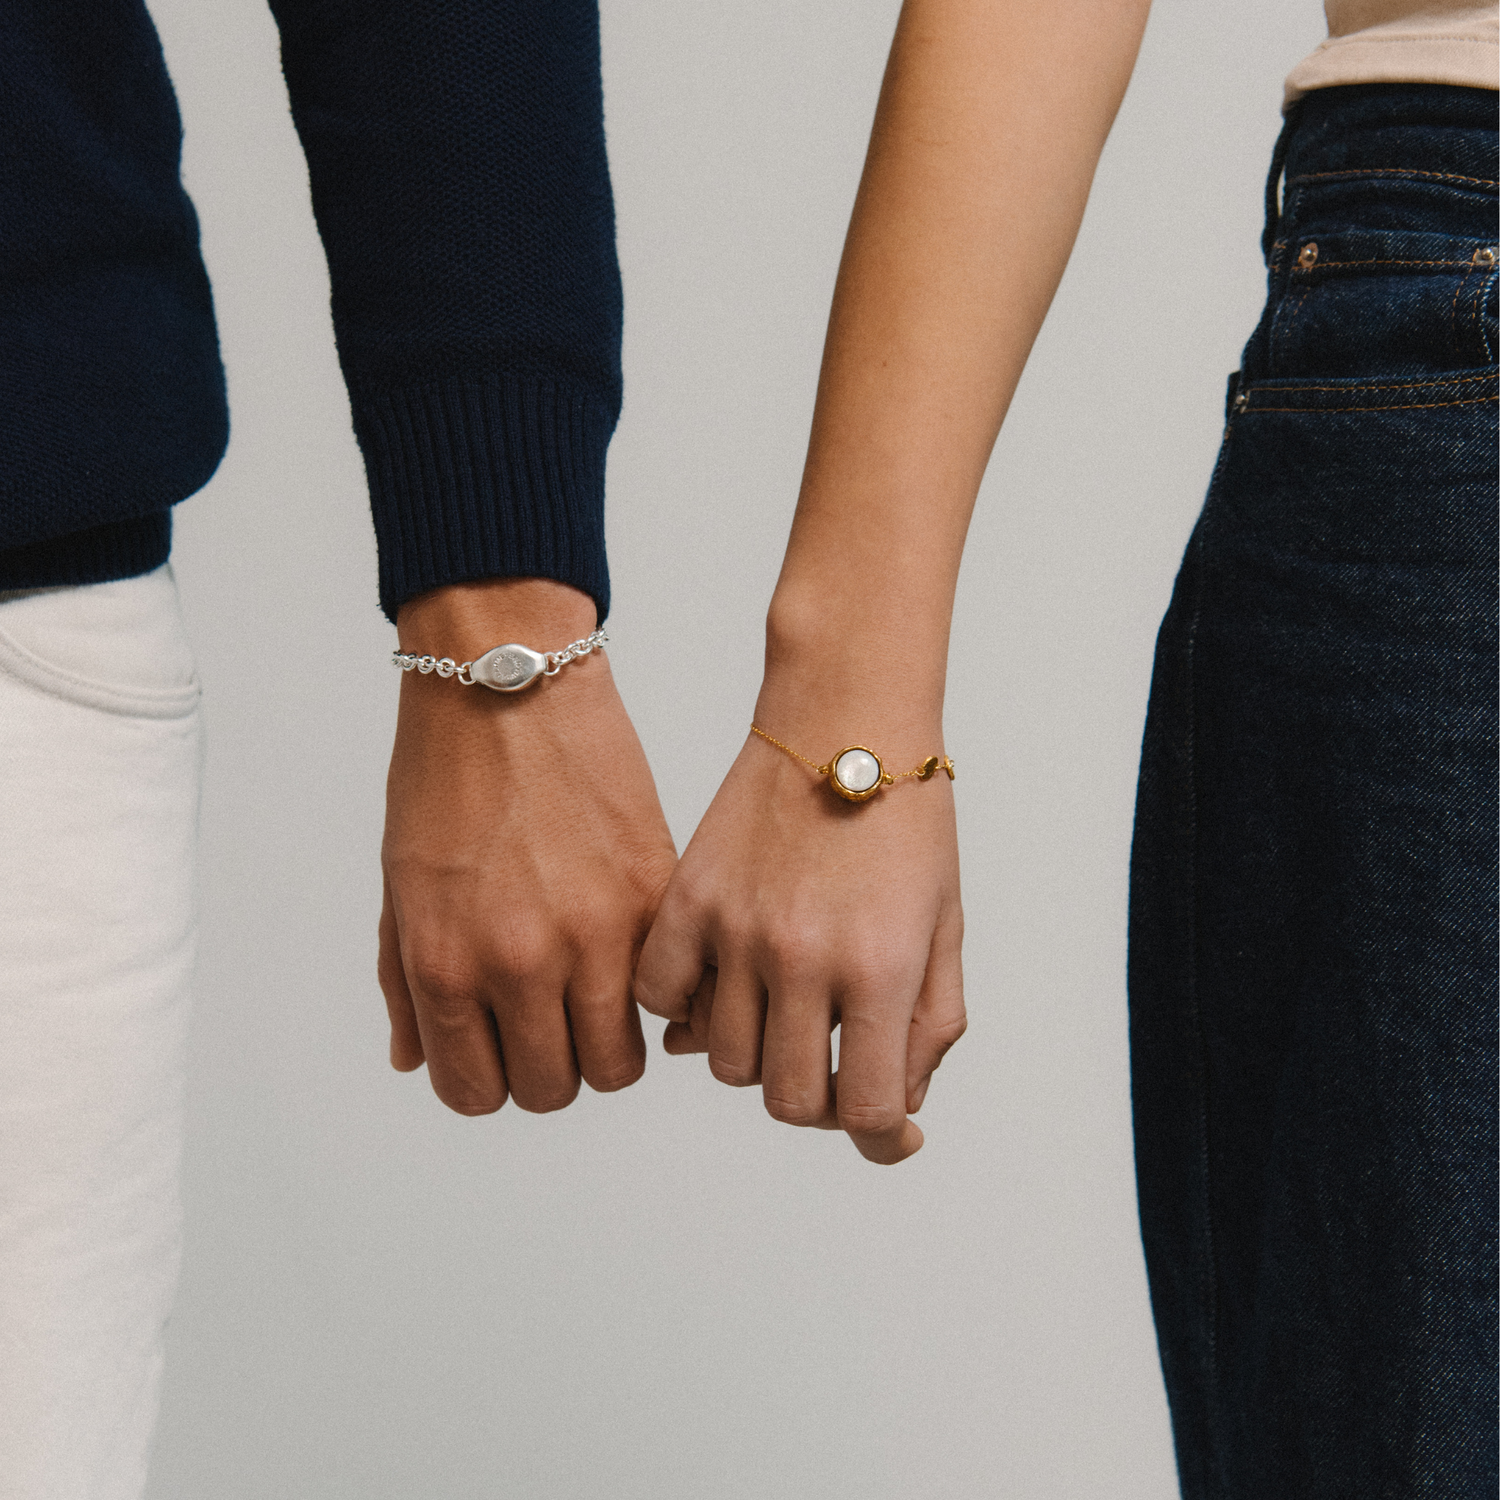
0 566 202 1500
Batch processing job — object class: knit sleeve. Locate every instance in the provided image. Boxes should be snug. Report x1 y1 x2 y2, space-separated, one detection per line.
267 0 621 622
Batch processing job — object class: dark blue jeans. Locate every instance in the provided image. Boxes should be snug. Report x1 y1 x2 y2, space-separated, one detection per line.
1130 85 1497 1500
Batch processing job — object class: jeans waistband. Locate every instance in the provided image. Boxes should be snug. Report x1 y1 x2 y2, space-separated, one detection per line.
1263 83 1499 261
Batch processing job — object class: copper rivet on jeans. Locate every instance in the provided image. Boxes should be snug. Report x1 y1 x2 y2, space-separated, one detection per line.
1297 242 1318 269
1474 246 1497 268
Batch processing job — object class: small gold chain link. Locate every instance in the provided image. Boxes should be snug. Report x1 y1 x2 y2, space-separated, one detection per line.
750 724 954 786
749 724 831 776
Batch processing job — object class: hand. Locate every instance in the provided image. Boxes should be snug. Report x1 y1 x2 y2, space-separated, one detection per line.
635 698 965 1165
379 580 677 1116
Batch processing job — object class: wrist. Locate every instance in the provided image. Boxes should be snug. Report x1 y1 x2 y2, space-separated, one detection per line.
395 577 598 660
760 581 949 742
393 578 612 724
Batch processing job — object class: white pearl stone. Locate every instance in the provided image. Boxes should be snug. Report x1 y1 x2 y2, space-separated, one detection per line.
834 748 881 794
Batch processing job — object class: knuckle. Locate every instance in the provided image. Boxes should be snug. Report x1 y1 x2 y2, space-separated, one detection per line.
587 1055 646 1094
831 933 921 1000
633 975 674 1018
846 950 920 998
499 1008 566 1061
652 882 708 945
439 1088 504 1118
708 1056 760 1088
917 1012 969 1050
671 874 718 927
488 923 556 985
761 918 832 982
763 1090 825 1127
570 985 628 1023
623 846 676 905
409 955 480 1014
838 1100 902 1137
513 1079 581 1115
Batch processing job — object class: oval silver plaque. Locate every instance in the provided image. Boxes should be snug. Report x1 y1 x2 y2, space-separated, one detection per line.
471 643 547 692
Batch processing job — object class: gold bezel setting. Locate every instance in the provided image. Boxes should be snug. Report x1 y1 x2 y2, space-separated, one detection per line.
748 724 952 802
828 745 888 802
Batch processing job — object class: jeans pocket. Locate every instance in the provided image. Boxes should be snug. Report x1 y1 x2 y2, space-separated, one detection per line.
1233 366 1497 418
0 567 200 719
1267 226 1498 380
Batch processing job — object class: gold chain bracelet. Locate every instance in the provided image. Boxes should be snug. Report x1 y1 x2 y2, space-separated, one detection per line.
750 724 954 803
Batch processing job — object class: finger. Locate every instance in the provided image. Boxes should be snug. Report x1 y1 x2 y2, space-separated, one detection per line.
402 954 509 1116
378 878 425 1072
760 984 837 1130
906 907 966 1114
490 982 582 1115
836 1003 924 1165
635 888 710 1023
662 1022 697 1054
662 967 715 1055
706 961 767 1087
566 952 647 1094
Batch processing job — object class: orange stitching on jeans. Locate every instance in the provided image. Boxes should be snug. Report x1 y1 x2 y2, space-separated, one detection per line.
1286 168 1499 189
1452 263 1476 355
1246 394 1498 414
1472 269 1495 362
1251 372 1497 395
1295 257 1474 270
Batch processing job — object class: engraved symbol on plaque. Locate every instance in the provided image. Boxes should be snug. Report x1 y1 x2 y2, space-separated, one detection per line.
472 643 547 692
491 648 533 689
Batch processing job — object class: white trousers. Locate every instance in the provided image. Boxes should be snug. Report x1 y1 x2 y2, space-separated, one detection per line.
0 567 200 1500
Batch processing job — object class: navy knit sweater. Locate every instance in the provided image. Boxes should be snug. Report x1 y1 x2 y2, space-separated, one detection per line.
0 0 621 621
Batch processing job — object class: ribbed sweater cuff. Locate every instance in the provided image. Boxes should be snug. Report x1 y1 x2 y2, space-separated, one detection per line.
352 374 615 623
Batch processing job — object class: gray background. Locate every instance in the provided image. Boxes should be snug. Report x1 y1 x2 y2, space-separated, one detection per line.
142 3 1324 1496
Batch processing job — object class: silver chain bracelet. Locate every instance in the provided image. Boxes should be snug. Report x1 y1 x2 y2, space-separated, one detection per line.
391 628 607 693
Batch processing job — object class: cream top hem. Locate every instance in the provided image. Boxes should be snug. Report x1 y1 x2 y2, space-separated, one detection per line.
1285 3 1499 107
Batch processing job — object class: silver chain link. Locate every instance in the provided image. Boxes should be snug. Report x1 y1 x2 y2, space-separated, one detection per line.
391 627 607 685
540 627 608 677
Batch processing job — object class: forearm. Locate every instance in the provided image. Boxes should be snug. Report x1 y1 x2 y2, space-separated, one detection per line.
637 1 1150 1160
269 0 622 622
764 0 1150 731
